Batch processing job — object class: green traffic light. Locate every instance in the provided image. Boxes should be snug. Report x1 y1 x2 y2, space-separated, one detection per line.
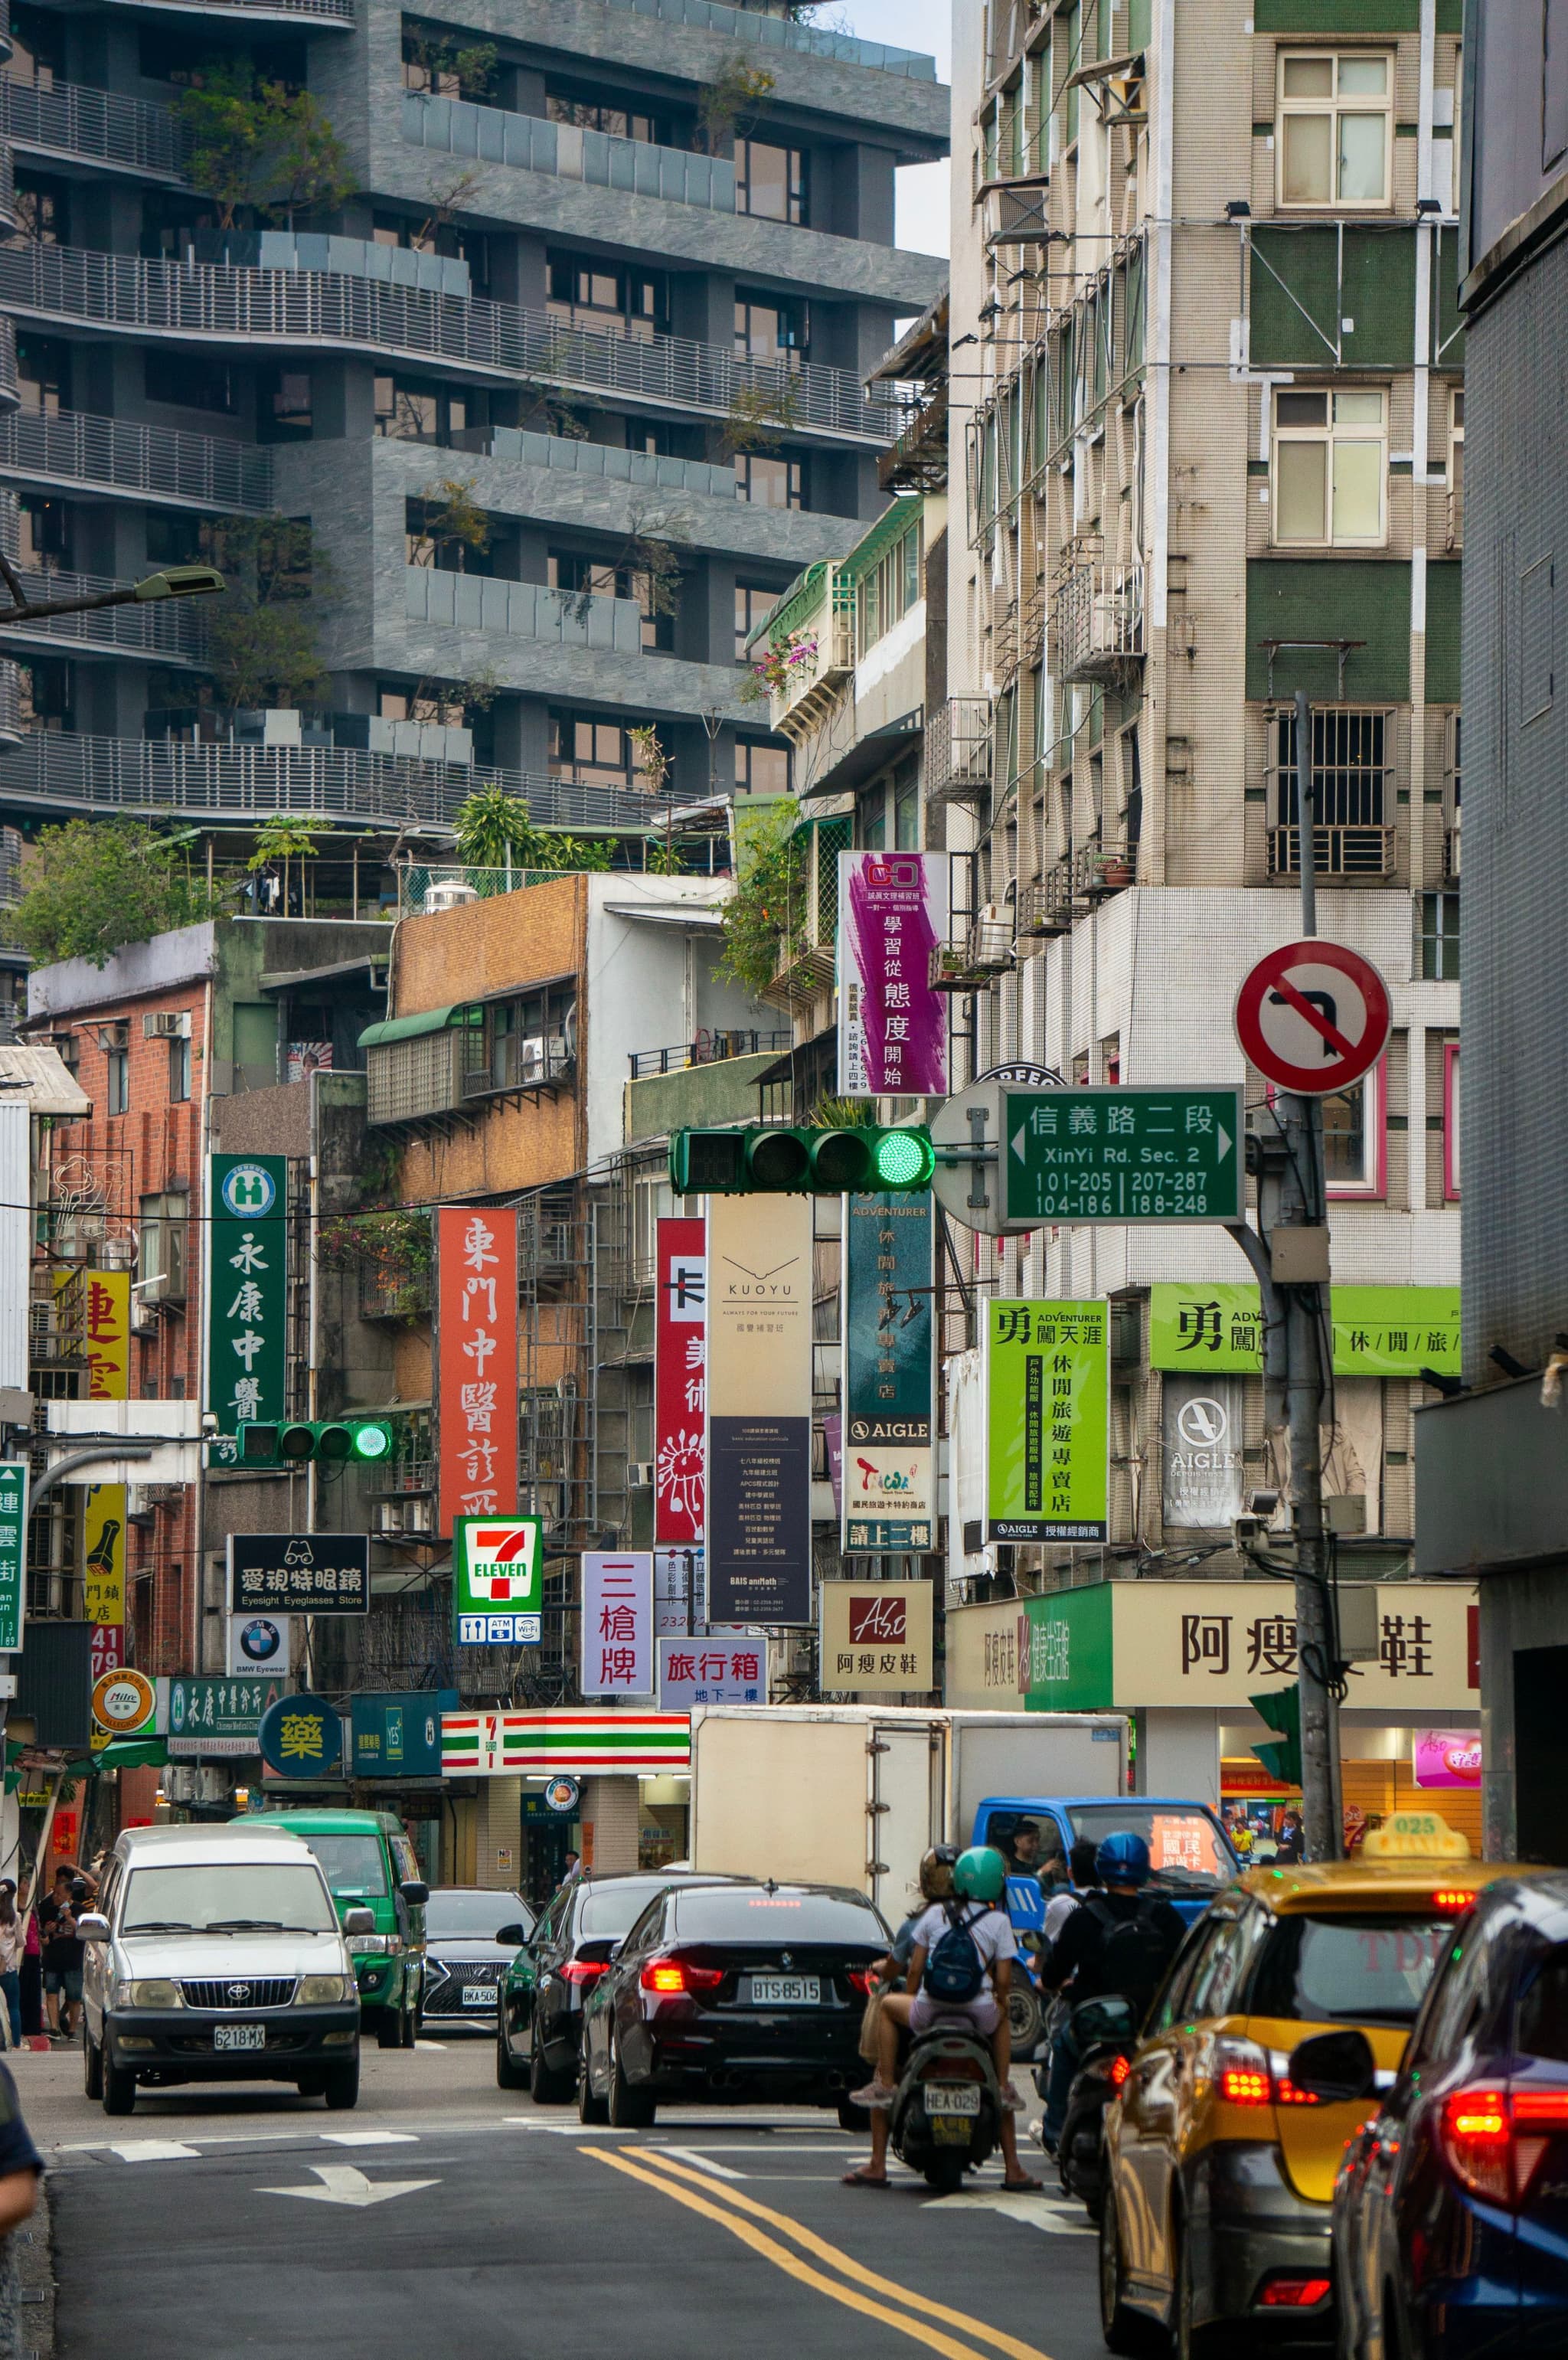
670 1123 933 1197
351 1420 393 1461
874 1129 936 1188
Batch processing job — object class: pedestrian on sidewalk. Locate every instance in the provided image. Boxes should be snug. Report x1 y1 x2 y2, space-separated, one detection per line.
0 1894 21 2052
0 2055 42 2358
14 1885 40 2044
38 1869 85 2043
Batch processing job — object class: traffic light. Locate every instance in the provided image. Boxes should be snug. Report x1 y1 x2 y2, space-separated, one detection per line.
239 1418 395 1466
1249 1685 1303 1790
669 1124 935 1196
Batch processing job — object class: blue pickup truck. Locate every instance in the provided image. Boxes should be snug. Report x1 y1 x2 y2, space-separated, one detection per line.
969 1793 1239 2061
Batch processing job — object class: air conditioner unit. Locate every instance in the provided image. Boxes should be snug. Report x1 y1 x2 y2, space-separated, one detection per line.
196 1767 233 1805
162 1766 198 1804
423 880 479 914
126 1486 155 1524
375 1498 434 1536
129 1292 158 1332
967 906 1016 973
142 1011 191 1041
628 1463 654 1489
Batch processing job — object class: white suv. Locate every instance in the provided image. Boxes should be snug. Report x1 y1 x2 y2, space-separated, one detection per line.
80 1823 367 2116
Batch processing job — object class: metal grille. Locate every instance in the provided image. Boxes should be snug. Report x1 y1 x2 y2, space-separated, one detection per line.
3 75 186 178
178 1977 297 2009
0 402 273 512
365 1030 467 1129
1269 708 1394 875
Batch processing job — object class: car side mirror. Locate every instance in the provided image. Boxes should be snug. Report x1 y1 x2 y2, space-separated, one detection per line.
343 1907 377 1938
495 1924 529 1950
77 1913 110 1944
1288 2028 1377 2103
608 1940 625 1960
400 1880 430 1907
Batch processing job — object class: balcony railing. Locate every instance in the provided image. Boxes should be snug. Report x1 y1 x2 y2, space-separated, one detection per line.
0 732 673 831
994 577 1044 684
402 92 737 214
926 695 992 806
1017 863 1076 940
405 565 645 654
1073 841 1137 901
484 425 735 502
0 563 207 659
3 75 186 179
1054 558 1145 683
629 1029 789 1077
0 244 900 443
96 0 351 21
597 0 938 79
0 403 273 511
755 562 855 741
0 318 16 413
877 381 948 493
1267 823 1397 879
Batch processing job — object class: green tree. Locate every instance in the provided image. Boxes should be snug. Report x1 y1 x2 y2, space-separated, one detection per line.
14 821 230 969
453 784 556 871
717 802 805 995
205 515 333 710
723 381 803 458
175 64 354 231
407 476 491 570
697 55 776 154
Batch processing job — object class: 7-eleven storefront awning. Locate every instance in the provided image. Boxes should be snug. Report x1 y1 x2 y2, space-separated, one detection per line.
442 1710 691 1777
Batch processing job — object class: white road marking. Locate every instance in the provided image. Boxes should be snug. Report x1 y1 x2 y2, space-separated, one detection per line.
412 2041 448 2051
661 2146 747 2181
258 2164 439 2209
107 2141 201 2163
319 2130 419 2148
921 2190 1093 2234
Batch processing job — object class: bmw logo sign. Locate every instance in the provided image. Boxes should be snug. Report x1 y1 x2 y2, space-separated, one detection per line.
239 1617 283 1665
220 1162 276 1220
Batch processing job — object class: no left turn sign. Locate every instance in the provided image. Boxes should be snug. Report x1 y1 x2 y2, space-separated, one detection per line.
1233 938 1392 1096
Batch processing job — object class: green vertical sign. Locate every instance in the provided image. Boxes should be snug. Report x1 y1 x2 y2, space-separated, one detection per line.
207 1155 288 1431
0 1462 28 1652
986 1299 1109 1543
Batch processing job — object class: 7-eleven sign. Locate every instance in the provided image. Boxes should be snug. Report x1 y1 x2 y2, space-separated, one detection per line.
454 1517 543 1613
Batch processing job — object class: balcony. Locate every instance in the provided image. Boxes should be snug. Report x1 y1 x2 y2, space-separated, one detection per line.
1073 841 1137 901
404 566 645 655
767 812 848 1007
484 425 734 504
751 563 855 743
0 731 671 832
92 0 351 22
2 74 185 181
629 1029 789 1077
625 1032 791 1143
402 93 737 214
1267 823 1397 880
926 696 991 806
993 577 1044 684
1054 558 1145 684
0 244 899 443
0 404 273 512
1016 863 1076 941
877 381 948 493
0 562 207 661
598 0 938 79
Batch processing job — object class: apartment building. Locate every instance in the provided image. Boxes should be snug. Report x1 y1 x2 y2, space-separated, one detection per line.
941 0 1465 1805
0 0 946 846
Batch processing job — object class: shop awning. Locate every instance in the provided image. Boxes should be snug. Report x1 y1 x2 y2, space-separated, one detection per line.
358 1005 462 1049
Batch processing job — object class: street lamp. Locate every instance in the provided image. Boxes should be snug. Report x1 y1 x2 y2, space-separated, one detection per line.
0 555 225 631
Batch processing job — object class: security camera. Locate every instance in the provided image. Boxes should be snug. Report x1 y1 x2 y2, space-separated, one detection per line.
1245 1488 1282 1520
201 1411 219 1435
1232 1512 1264 1545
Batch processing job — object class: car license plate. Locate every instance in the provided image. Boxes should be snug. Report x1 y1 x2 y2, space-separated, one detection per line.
462 1985 493 2006
926 2084 982 2116
214 2024 266 2052
746 1976 818 2006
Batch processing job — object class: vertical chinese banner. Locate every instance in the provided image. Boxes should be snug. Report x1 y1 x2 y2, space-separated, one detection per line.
705 1195 813 1625
985 1299 1109 1544
59 1270 129 1400
83 1482 126 1685
580 1552 654 1697
841 1193 935 1554
837 851 949 1097
436 1205 519 1537
0 1461 28 1652
654 1215 705 1546
206 1156 288 1430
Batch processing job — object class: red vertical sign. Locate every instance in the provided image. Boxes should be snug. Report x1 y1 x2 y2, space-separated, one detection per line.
437 1205 519 1537
654 1215 705 1546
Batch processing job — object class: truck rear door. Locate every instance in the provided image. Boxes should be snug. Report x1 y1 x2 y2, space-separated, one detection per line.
867 1722 939 1920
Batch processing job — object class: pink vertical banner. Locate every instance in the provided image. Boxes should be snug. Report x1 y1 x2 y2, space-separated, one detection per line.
581 1552 654 1698
837 851 949 1097
436 1205 519 1537
654 1215 706 1545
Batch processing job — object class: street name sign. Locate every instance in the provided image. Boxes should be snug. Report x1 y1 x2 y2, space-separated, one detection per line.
1233 939 1391 1096
1002 1087 1244 1224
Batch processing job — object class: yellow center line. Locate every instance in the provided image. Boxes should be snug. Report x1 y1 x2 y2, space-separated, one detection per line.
584 2148 1055 2360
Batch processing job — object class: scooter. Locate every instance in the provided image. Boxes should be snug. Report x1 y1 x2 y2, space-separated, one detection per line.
1052 1996 1138 2221
887 2024 1004 2195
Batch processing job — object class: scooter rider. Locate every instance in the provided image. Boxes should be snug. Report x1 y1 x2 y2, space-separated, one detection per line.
1036 1831 1185 2154
845 1845 1041 2192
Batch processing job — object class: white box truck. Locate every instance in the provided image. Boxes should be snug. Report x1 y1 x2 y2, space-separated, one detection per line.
686 1704 1128 1924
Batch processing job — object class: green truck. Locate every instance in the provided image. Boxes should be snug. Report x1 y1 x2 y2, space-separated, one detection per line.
248 1807 427 2047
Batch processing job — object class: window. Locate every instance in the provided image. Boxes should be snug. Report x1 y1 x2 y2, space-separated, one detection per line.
1271 708 1392 875
259 368 312 442
1442 1039 1459 1198
104 1025 129 1116
734 581 778 662
138 1191 188 1299
145 350 233 413
1276 51 1393 208
17 498 67 574
1272 388 1386 547
893 753 920 851
1419 890 1459 981
547 258 667 342
546 82 667 143
735 738 791 796
462 984 577 1097
374 376 469 445
16 655 70 732
1248 1911 1449 2025
548 552 670 652
1320 1058 1387 1196
632 1172 672 1284
16 336 66 417
168 1034 191 1103
858 515 923 651
10 7 63 87
734 453 805 510
15 175 66 245
1447 387 1464 549
857 786 886 850
734 293 808 364
550 710 639 787
735 139 807 224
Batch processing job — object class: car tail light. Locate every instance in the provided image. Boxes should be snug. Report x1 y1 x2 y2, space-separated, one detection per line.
1273 2076 1323 2107
1259 2276 1331 2309
639 1956 724 1996
1217 2038 1274 2106
560 1960 609 1986
847 1968 875 1996
1441 2088 1513 2201
1108 2053 1131 2089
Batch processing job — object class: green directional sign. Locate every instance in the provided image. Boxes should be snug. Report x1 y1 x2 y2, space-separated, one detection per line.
1002 1087 1245 1225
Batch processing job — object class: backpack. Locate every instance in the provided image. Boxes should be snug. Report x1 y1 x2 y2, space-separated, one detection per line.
923 1901 988 2005
1081 1892 1176 2016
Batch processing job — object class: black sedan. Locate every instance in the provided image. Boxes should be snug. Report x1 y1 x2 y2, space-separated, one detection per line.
578 1879 890 2128
498 1868 734 2103
419 1888 534 2033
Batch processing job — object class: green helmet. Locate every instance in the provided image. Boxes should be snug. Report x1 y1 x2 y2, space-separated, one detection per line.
952 1845 1008 1903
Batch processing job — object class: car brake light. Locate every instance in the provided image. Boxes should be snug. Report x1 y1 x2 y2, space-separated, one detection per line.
1441 2088 1513 2201
1220 2067 1272 2106
639 1956 724 1996
1273 2076 1323 2107
1513 2091 1568 2126
847 1968 875 1996
1109 2053 1131 2088
1259 2276 1331 2309
560 1960 609 1985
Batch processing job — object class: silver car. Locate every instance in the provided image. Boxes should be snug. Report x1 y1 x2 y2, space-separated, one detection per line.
80 1823 365 2116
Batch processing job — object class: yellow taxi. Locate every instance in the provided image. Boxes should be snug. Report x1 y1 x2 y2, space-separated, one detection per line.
1097 1812 1542 2358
